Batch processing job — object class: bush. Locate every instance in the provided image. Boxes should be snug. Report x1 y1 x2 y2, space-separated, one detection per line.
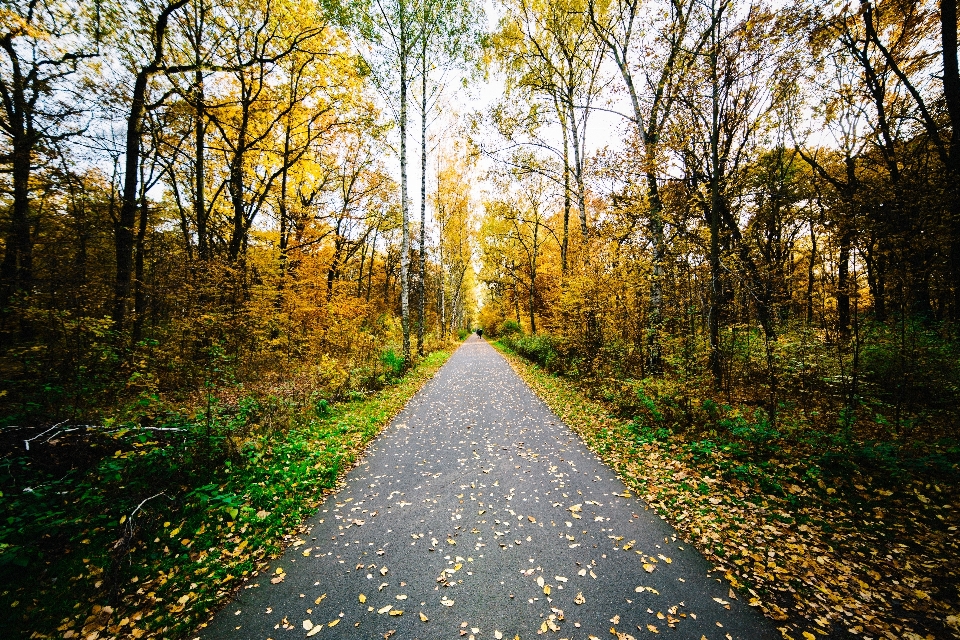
500 319 522 336
380 349 405 380
503 334 561 370
719 409 782 457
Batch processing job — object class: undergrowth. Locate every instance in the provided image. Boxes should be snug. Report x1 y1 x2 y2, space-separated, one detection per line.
0 350 450 639
495 340 960 640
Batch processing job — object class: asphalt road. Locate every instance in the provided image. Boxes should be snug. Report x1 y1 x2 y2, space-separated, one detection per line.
199 336 779 640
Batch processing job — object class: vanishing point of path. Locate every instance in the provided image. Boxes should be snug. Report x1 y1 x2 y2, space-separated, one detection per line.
200 337 779 640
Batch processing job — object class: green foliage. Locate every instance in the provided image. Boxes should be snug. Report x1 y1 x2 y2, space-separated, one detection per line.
500 333 563 370
380 348 406 380
499 319 522 336
717 410 782 456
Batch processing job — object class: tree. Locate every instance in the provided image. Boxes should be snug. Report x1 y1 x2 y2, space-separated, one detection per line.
588 0 712 373
413 0 481 355
0 0 95 310
364 0 421 365
491 0 605 259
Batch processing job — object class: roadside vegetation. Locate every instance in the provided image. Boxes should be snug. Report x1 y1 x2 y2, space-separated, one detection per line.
494 338 959 640
0 350 451 639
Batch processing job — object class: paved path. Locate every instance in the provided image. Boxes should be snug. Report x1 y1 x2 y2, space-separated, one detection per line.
201 337 778 640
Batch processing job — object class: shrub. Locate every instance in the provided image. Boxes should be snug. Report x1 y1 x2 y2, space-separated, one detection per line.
500 319 522 336
380 349 405 380
503 334 561 370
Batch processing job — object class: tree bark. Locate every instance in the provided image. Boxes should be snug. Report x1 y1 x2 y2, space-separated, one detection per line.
417 33 428 357
837 228 852 340
941 0 960 317
399 1 412 365
114 0 189 329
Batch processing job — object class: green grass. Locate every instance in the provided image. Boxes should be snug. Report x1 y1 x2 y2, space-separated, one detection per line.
0 349 450 639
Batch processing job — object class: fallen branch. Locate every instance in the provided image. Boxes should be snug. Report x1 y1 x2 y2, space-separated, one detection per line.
24 420 69 451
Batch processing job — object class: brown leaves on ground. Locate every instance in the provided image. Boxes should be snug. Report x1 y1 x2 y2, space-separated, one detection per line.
500 348 960 640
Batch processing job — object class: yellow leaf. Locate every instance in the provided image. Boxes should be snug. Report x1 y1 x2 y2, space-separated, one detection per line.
359 594 366 603
643 564 655 573
389 610 402 616
544 585 551 595
647 624 659 633
419 612 428 622
802 633 816 640
378 605 392 614
328 619 339 627
314 594 326 605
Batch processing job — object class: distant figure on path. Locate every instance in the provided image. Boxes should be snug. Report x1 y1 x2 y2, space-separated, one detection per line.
476 328 483 339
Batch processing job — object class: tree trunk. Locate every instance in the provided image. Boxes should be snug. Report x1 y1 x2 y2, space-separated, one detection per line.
399 3 412 365
707 18 723 386
195 67 209 261
132 194 149 344
277 122 292 301
115 68 151 329
806 220 816 324
940 0 960 317
114 0 188 329
837 228 852 339
367 228 378 302
227 93 250 263
561 130 570 273
418 38 428 357
646 170 665 374
0 136 33 307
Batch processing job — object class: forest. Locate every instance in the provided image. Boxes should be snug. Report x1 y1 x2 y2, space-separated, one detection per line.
1 0 958 638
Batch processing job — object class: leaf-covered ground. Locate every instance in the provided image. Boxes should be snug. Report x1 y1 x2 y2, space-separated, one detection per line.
0 350 450 640
494 342 960 640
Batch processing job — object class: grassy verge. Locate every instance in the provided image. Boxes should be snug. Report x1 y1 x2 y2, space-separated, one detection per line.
0 349 451 640
493 341 959 640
